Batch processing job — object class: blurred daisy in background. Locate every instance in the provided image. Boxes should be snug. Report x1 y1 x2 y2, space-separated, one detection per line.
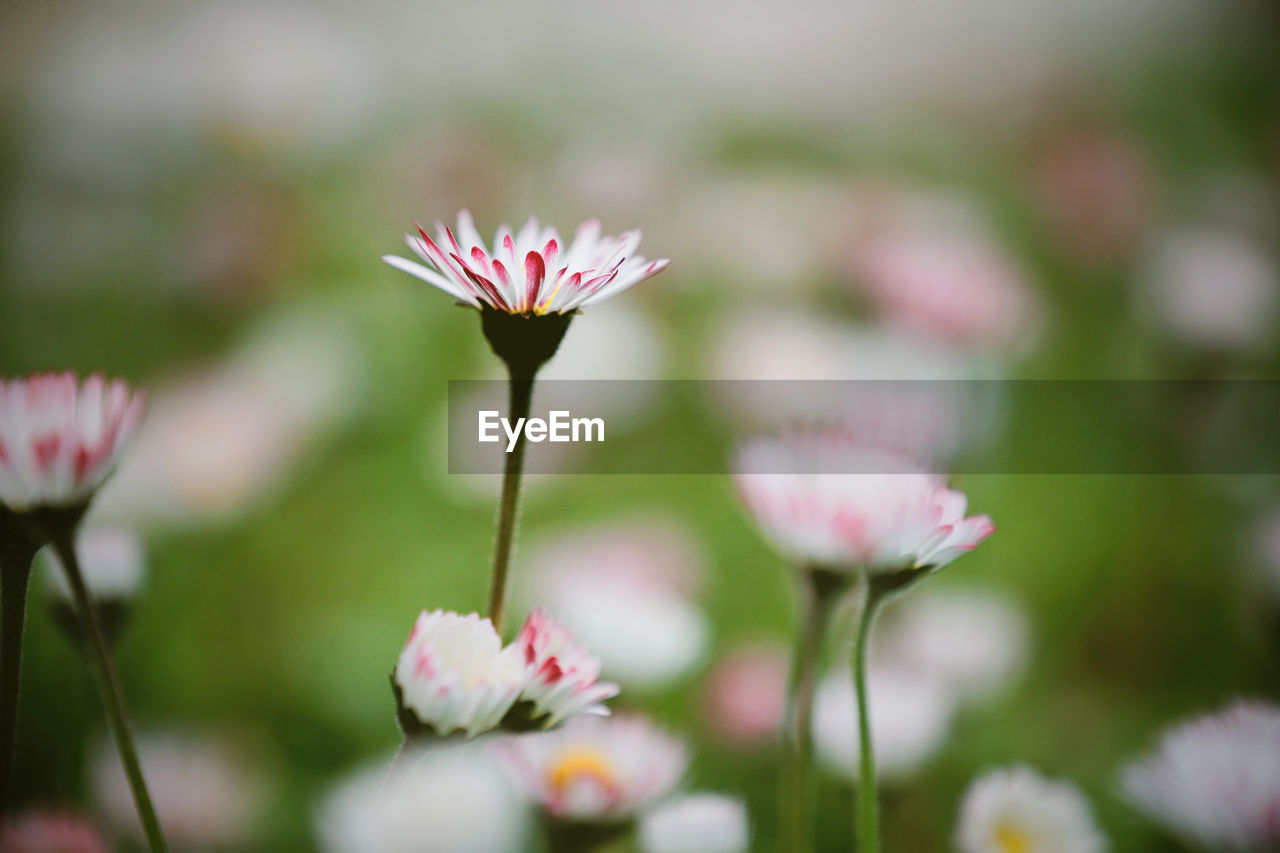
701 640 789 748
40 525 146 644
521 518 711 691
91 732 268 850
95 305 364 528
0 809 110 853
501 714 688 824
813 664 957 783
638 792 750 853
841 189 1042 357
1135 225 1279 355
316 743 528 853
1120 701 1280 851
956 765 1106 853
876 588 1030 706
1028 126 1153 267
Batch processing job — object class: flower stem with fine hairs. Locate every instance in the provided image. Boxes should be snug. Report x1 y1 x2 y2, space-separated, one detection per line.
853 577 890 853
0 518 39 811
50 532 168 852
487 372 534 632
781 569 844 853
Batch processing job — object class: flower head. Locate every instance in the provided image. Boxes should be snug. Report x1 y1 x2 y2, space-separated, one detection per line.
513 610 619 729
317 743 528 853
383 210 668 316
956 765 1106 853
734 432 994 576
0 373 144 512
1120 701 1280 850
42 526 146 604
92 731 265 849
501 714 688 822
638 792 750 853
393 610 526 739
0 809 109 853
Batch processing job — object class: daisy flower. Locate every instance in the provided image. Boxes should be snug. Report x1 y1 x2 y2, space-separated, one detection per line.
383 210 668 316
392 610 526 739
0 373 144 513
42 526 145 605
639 792 750 853
512 610 619 729
0 809 109 853
501 714 688 823
734 432 994 578
316 743 528 853
956 765 1106 853
1120 701 1280 850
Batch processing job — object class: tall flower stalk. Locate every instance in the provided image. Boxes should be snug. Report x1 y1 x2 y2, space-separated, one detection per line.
383 211 667 631
0 373 166 851
0 507 39 809
780 568 846 853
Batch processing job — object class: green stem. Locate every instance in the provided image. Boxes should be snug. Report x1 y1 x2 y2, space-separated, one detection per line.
51 533 168 852
853 579 888 853
781 569 843 853
0 530 39 812
486 371 534 633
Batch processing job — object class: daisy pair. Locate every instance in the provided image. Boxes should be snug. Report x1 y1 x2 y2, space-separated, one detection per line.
392 608 619 740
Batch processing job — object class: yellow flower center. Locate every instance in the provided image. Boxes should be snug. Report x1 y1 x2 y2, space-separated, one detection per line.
546 747 617 798
994 821 1034 853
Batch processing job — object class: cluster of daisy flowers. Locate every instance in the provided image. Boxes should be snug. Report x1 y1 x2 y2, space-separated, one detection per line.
392 608 619 739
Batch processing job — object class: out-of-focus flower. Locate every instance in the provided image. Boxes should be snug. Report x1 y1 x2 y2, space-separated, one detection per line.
1031 128 1152 265
383 210 668 316
956 765 1106 853
40 526 146 644
701 641 789 747
316 743 528 853
707 312 999 461
41 526 145 604
501 714 688 822
1120 701 1280 850
813 665 956 782
514 610 620 729
877 589 1029 705
0 373 144 513
95 305 363 528
0 809 110 853
638 792 750 853
91 733 265 849
1136 226 1278 353
393 610 526 739
849 207 1040 354
523 519 710 690
734 433 995 576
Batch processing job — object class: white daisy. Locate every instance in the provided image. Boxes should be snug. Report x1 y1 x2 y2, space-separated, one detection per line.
513 609 619 729
500 714 688 822
392 610 526 739
638 792 750 853
41 526 145 604
316 743 528 853
383 210 668 316
956 765 1106 853
0 373 144 512
734 432 994 576
1120 701 1280 851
